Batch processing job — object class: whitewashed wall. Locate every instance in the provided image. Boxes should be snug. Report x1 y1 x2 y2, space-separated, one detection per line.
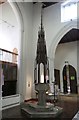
0 3 20 53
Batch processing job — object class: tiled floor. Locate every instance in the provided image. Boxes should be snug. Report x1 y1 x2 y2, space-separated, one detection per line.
2 95 79 120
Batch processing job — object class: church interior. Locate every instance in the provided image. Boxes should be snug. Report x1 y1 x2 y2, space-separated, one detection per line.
0 0 79 119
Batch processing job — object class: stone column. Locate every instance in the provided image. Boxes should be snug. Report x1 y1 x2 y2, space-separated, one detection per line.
49 57 54 83
38 90 46 106
65 61 70 94
35 83 49 106
49 57 54 93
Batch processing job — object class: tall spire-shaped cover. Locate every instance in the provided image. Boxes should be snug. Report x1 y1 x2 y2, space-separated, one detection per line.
34 3 49 84
36 4 47 64
41 4 43 30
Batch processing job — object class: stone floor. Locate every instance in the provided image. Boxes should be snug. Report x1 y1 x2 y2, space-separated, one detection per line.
2 94 79 120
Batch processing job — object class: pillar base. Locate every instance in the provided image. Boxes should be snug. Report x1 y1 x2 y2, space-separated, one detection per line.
35 83 49 106
21 102 63 118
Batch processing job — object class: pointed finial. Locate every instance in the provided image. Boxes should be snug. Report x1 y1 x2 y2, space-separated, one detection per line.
41 2 43 30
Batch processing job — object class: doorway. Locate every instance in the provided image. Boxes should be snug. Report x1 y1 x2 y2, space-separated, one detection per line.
63 65 78 94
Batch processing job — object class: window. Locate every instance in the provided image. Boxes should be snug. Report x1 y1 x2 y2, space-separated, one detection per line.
61 0 78 22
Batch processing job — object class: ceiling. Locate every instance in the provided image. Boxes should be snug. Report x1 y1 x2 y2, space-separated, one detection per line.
42 2 58 8
59 29 79 44
33 2 58 8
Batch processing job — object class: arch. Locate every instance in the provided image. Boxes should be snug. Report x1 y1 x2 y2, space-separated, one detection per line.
48 21 77 59
7 1 24 101
48 21 77 85
8 1 24 31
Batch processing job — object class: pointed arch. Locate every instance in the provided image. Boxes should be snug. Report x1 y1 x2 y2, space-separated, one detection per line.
8 1 25 101
48 21 77 85
48 21 77 59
